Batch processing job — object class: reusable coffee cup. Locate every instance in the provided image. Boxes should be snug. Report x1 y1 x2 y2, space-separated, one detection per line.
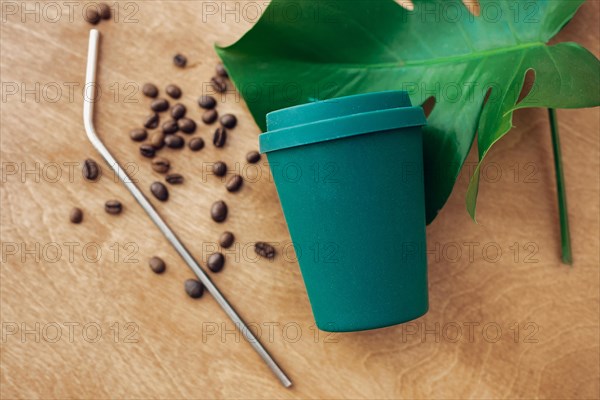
259 91 428 332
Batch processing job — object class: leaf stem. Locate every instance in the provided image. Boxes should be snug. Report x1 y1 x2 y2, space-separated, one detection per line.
548 108 572 265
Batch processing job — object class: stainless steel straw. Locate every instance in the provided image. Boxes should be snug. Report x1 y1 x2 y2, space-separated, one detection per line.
83 29 292 388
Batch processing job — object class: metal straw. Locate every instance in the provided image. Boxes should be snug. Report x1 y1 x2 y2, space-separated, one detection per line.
83 29 292 388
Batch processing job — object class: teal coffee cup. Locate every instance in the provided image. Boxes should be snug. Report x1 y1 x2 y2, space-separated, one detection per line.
259 91 428 332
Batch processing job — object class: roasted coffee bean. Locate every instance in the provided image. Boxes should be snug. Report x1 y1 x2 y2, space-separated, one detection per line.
255 242 276 259
173 54 187 68
225 174 243 192
213 127 227 148
216 63 228 78
69 207 83 224
150 181 169 201
165 84 182 99
207 252 225 273
129 128 147 142
219 231 234 248
151 157 170 174
211 76 227 93
142 83 158 98
165 134 184 149
98 3 111 19
220 114 237 129
150 98 169 112
150 131 165 149
213 161 227 177
162 119 179 134
105 200 122 215
144 113 159 129
178 118 196 134
188 137 205 151
149 256 166 274
84 7 100 24
165 173 184 185
211 200 228 223
202 109 218 124
82 158 100 181
198 95 216 109
246 150 261 164
171 103 186 120
140 144 156 158
184 279 204 298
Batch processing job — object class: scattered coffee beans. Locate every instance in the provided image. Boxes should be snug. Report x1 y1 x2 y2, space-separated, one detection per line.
225 174 243 192
140 144 156 158
178 118 196 134
220 114 237 129
150 181 169 201
219 231 234 248
149 256 166 274
105 200 123 215
142 83 158 98
211 76 227 93
144 113 159 129
165 134 185 149
213 127 227 148
162 119 179 134
255 242 276 259
246 150 261 164
189 137 205 151
207 252 225 273
202 109 218 124
173 54 187 68
150 98 169 112
70 207 83 224
213 161 227 177
84 7 100 24
171 103 186 120
150 131 166 149
98 3 111 19
211 200 228 222
165 84 182 99
151 157 170 174
130 128 147 142
216 63 228 78
184 279 204 298
82 159 100 181
198 95 216 109
165 173 184 185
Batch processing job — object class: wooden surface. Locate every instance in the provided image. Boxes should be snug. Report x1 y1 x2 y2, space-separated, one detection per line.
1 1 599 399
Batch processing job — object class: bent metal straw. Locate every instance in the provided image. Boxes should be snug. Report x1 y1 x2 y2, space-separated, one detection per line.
83 29 292 388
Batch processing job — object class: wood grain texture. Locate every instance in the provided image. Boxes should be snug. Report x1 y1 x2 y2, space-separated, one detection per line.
0 1 598 398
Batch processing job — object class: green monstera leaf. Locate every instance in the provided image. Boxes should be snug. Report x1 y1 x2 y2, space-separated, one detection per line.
216 0 600 223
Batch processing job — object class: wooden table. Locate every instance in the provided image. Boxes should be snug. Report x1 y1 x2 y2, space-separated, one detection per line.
1 1 598 398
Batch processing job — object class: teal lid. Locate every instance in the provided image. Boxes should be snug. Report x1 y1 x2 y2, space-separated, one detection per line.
259 91 426 154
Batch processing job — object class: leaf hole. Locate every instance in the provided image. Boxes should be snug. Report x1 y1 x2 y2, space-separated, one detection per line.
483 87 492 106
421 96 436 118
517 69 536 104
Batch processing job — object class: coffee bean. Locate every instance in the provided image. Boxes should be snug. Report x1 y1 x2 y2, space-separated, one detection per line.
83 159 100 181
216 63 228 78
246 151 261 164
198 95 216 109
171 103 186 120
142 83 158 98
162 119 179 134
220 114 237 129
69 207 83 224
149 256 166 274
144 113 159 129
211 76 227 93
207 252 225 273
213 161 227 177
150 98 169 112
165 84 182 99
184 279 204 298
213 127 227 148
178 118 196 134
150 131 165 149
150 181 169 201
255 242 276 259
129 128 147 142
225 174 243 192
140 144 156 158
219 231 234 248
211 200 228 222
165 135 184 149
165 173 184 185
173 54 187 68
98 3 111 19
202 109 218 124
84 7 100 24
151 157 170 174
105 200 122 215
189 137 205 151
